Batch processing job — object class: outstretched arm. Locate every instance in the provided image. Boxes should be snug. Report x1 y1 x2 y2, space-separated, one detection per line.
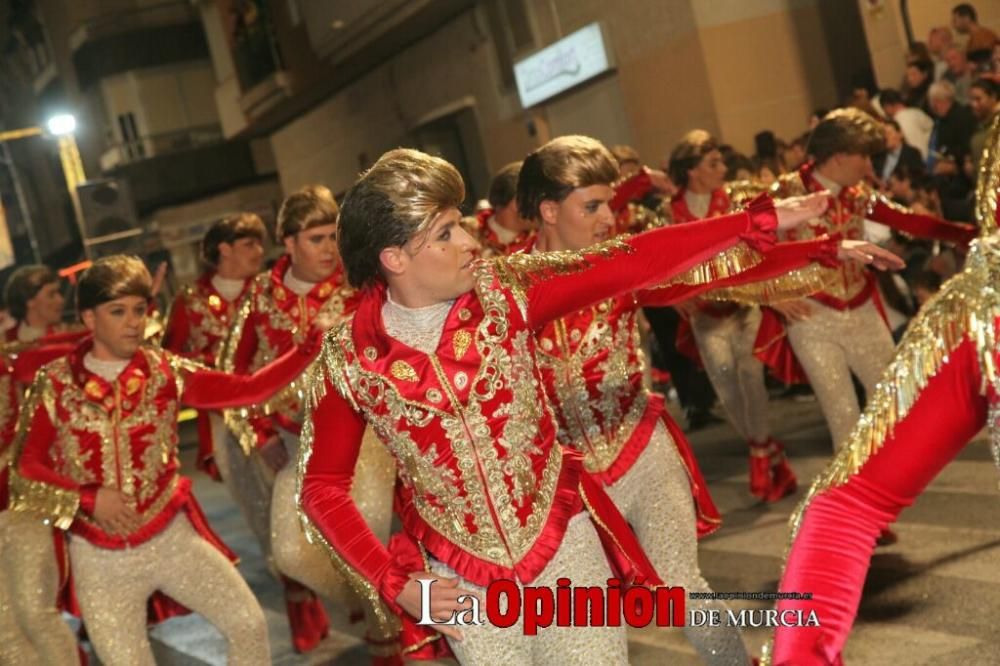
177 328 322 410
525 195 781 327
868 194 976 244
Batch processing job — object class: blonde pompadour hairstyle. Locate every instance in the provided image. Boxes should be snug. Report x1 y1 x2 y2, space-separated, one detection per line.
516 135 619 220
338 148 466 288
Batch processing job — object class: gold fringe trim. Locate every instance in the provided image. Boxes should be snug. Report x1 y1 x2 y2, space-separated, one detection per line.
763 236 1000 663
975 113 1000 236
655 242 764 288
9 468 80 530
785 236 1000 550
700 261 837 305
494 237 633 312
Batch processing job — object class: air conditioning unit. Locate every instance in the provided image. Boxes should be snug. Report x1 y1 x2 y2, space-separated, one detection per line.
76 178 142 258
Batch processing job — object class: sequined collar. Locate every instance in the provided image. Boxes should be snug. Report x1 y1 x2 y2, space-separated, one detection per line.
353 281 477 362
69 339 151 400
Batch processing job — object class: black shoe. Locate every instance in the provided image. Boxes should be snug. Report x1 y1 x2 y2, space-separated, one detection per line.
685 407 722 431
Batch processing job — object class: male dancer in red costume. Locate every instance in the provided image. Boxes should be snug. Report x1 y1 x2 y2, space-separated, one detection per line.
744 109 976 453
10 255 327 664
163 213 266 478
522 135 902 664
472 161 536 258
668 130 801 502
222 185 397 659
296 146 839 664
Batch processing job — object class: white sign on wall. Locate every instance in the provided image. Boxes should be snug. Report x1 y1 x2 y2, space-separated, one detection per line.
514 22 614 108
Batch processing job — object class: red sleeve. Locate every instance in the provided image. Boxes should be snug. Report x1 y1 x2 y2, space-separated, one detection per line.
300 381 409 613
180 329 322 410
869 198 976 244
609 171 654 214
161 292 190 353
11 343 77 385
527 195 778 327
637 237 839 307
231 302 260 375
0 365 17 456
773 338 987 665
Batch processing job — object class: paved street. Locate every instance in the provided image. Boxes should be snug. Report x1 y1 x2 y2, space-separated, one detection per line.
139 394 1000 665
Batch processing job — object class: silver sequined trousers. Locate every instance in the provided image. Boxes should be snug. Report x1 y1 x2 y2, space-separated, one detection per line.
608 421 750 665
785 299 894 450
0 510 79 664
429 511 629 665
69 512 270 666
690 307 770 443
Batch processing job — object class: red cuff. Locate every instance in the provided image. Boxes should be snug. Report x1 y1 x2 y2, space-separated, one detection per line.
810 234 842 268
79 485 99 515
739 193 778 252
378 532 428 617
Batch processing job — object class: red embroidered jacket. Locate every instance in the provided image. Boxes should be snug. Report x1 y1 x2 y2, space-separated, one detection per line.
12 335 320 548
771 161 975 311
534 234 841 538
0 334 89 509
163 272 251 367
223 255 358 450
163 271 252 476
299 196 781 623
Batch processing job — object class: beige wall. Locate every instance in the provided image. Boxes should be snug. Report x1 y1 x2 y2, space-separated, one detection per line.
271 10 537 195
270 0 845 195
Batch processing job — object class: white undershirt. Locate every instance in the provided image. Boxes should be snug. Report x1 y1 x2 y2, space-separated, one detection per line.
683 190 712 219
211 275 245 302
381 292 454 354
283 270 316 297
487 216 520 245
16 322 45 343
84 352 129 382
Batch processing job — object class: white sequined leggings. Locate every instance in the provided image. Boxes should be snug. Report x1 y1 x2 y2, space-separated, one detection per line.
69 512 270 666
608 422 750 665
0 510 79 664
429 511 629 665
272 429 397 641
785 299 894 451
690 307 770 443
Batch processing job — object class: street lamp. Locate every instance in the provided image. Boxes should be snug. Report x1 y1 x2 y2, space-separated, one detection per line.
45 114 77 136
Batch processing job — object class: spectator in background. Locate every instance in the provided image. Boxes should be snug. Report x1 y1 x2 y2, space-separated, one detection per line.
880 88 934 158
969 79 1000 172
928 27 955 79
926 80 976 176
753 156 781 186
873 119 925 186
887 163 923 205
782 134 809 171
723 152 754 182
911 270 943 307
610 144 642 179
808 108 830 129
952 3 999 65
943 45 974 103
905 41 933 66
903 59 935 110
